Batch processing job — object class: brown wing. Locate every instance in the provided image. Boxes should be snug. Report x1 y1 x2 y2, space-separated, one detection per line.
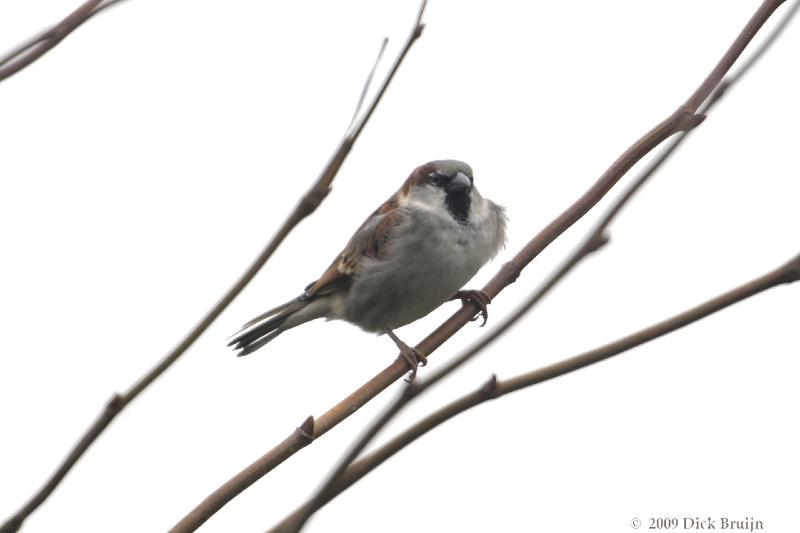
304 196 404 298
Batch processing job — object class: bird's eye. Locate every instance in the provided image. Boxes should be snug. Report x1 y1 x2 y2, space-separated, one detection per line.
428 172 448 187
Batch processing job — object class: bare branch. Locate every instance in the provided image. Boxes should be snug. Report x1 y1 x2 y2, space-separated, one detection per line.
0 0 129 83
0 7 421 533
271 253 800 529
172 2 790 531
346 38 388 133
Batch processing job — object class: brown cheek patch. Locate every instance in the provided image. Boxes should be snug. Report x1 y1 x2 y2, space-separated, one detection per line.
400 162 436 195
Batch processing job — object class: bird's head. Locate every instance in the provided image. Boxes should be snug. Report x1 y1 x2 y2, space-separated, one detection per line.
405 159 475 223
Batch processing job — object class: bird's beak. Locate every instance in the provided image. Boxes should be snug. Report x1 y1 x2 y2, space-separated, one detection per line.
446 172 473 195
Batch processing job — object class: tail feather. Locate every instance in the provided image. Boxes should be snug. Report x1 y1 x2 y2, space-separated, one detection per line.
229 295 329 356
228 309 297 350
235 329 283 357
240 298 303 330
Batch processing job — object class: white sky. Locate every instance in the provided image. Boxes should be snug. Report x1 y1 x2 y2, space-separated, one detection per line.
1 1 798 532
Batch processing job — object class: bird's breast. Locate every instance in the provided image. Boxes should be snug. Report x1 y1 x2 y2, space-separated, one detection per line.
342 206 498 332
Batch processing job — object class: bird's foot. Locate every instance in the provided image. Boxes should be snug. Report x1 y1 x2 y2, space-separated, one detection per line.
385 329 427 382
399 346 427 382
451 289 491 326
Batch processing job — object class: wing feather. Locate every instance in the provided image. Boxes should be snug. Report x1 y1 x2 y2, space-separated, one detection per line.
305 196 404 297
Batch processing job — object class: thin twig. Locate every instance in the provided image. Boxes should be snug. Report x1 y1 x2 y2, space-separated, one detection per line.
346 38 388 134
271 253 800 529
174 1 789 531
277 1 800 528
0 0 128 82
0 10 418 533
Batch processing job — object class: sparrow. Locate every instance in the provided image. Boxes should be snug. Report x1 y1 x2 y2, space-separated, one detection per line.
229 160 506 373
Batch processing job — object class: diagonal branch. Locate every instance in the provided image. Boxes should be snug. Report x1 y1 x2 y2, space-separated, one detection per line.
0 0 129 83
0 5 424 533
272 252 800 529
276 1 800 529
173 1 790 531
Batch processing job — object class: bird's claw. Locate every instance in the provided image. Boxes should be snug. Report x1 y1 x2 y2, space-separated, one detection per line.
399 346 427 382
452 289 491 326
385 328 427 382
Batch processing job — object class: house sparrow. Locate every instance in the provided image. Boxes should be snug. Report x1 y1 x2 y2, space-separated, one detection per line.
229 160 506 373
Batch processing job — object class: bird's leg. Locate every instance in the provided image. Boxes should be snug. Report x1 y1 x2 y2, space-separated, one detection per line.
451 289 491 326
385 329 427 381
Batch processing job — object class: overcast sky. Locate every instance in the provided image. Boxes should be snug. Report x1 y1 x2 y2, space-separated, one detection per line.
1 1 798 532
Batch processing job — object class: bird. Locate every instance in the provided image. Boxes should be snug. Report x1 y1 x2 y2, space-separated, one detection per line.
228 159 506 374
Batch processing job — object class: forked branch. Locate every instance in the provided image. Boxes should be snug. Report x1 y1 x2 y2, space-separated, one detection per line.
0 3 426 532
